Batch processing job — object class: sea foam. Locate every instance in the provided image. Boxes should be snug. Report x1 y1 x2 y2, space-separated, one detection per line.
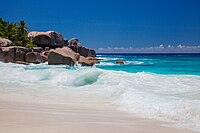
0 62 200 131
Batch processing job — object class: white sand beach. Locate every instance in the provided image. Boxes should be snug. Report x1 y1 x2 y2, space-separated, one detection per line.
1 0 200 132
0 90 197 133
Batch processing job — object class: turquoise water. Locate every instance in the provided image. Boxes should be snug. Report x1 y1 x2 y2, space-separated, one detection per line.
0 53 200 131
96 53 200 75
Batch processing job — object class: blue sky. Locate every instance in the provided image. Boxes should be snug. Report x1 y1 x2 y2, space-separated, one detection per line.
1 0 200 49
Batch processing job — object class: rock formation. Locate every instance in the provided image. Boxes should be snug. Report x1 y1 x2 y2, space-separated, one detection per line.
15 46 31 62
0 46 15 63
28 31 66 48
78 56 97 66
116 60 124 64
26 52 44 64
32 47 43 52
0 31 99 66
40 52 48 62
68 38 96 57
48 47 80 65
0 37 12 47
0 46 43 64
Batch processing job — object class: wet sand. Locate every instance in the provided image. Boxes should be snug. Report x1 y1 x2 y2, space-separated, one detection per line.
0 91 197 133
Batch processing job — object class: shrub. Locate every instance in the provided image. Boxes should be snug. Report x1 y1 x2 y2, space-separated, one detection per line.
14 41 23 46
26 43 37 48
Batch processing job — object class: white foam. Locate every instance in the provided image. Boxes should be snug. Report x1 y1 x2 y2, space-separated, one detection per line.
99 57 124 61
125 61 144 65
78 70 200 131
0 63 200 131
96 62 117 66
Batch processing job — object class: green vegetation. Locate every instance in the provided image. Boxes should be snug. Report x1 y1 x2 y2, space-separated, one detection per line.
26 43 37 48
0 17 36 47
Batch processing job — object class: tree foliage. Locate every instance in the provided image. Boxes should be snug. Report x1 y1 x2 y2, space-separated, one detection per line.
0 17 36 47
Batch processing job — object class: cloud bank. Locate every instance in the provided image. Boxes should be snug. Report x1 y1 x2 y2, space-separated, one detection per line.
96 44 200 53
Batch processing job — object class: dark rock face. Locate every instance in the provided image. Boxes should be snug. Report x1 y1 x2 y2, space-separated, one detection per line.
26 52 44 64
0 48 5 62
68 38 96 57
15 47 31 62
40 52 48 62
64 39 69 46
0 47 15 63
15 48 25 62
78 46 89 57
88 49 96 57
48 47 80 65
50 31 65 47
28 31 65 48
116 60 124 64
68 45 96 57
0 46 30 63
34 35 51 47
5 47 15 63
48 51 74 66
0 46 45 64
0 49 5 62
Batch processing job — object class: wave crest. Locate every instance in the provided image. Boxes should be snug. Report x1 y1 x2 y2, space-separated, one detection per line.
0 62 200 131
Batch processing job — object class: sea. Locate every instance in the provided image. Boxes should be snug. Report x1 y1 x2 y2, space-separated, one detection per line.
0 53 200 131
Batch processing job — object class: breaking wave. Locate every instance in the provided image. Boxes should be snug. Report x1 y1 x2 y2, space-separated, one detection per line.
0 62 200 131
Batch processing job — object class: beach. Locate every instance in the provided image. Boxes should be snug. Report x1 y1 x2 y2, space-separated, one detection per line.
0 90 197 133
0 53 200 133
1 0 200 132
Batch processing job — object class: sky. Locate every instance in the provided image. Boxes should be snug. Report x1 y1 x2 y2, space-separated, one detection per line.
0 0 200 50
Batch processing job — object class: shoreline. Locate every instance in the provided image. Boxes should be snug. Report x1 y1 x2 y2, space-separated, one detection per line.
0 91 197 133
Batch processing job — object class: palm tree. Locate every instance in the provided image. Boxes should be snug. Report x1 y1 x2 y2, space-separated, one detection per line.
7 22 18 41
17 20 29 46
0 18 9 38
0 18 34 47
18 20 27 34
0 18 18 41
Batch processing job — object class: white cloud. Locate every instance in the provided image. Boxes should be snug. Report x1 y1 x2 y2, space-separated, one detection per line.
159 44 164 48
96 44 200 53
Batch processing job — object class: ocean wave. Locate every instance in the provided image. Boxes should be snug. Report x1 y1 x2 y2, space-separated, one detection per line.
74 69 200 131
125 61 145 65
103 57 124 61
96 61 148 66
0 63 200 131
96 62 117 66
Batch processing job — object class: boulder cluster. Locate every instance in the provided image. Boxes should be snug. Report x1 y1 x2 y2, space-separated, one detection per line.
0 31 98 66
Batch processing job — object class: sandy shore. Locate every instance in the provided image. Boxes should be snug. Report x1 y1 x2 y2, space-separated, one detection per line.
0 91 197 133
